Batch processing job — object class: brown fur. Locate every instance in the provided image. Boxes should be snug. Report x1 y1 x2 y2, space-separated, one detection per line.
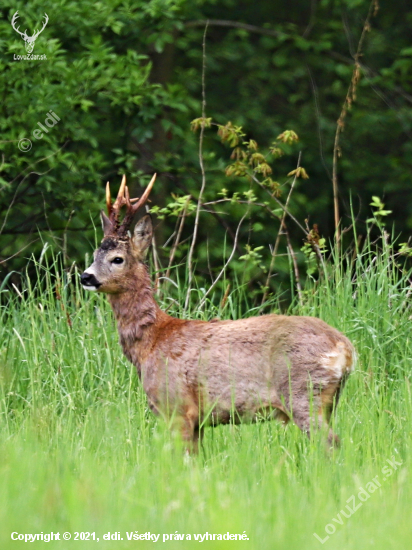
82 215 355 451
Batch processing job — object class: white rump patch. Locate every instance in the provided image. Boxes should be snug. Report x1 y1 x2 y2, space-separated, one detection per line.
321 341 355 376
349 348 357 372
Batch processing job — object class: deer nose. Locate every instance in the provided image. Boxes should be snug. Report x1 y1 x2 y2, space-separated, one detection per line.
80 272 101 287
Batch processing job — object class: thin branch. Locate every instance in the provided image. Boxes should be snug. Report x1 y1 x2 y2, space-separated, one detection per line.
306 65 331 180
62 209 75 267
165 195 190 281
184 21 209 313
202 199 283 221
342 8 356 57
197 210 248 310
318 50 412 107
0 225 94 235
0 239 39 265
8 140 70 188
186 18 353 70
145 205 161 296
302 0 318 39
284 224 303 305
261 152 301 304
332 0 378 248
251 174 308 235
0 141 70 235
41 193 62 250
0 177 26 235
160 173 242 252
186 19 283 38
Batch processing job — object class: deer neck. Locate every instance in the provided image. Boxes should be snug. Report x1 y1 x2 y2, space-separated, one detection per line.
107 267 168 369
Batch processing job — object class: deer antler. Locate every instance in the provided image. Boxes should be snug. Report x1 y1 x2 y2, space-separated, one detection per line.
11 11 28 39
106 173 156 235
31 13 49 40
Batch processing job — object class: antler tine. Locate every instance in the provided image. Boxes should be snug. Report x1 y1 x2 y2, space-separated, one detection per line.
106 181 112 216
125 184 131 205
11 11 26 38
105 174 128 228
113 174 127 208
124 184 134 217
109 174 127 222
116 173 156 235
130 173 157 213
103 173 156 235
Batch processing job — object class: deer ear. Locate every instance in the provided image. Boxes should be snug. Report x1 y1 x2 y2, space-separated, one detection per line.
132 215 153 257
100 210 112 236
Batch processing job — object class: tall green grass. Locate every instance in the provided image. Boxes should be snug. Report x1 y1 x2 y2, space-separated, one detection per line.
0 237 411 549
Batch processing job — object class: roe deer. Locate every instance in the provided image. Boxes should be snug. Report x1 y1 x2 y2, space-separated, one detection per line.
81 174 355 450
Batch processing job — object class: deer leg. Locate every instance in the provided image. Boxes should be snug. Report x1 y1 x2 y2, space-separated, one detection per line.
322 372 349 424
192 426 205 454
319 384 345 447
180 404 200 454
270 402 291 425
275 409 290 425
291 388 344 448
280 365 346 447
317 402 340 446
281 389 333 445
290 406 336 445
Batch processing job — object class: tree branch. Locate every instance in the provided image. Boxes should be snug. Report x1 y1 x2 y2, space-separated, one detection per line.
332 0 378 248
197 210 248 310
186 19 283 38
184 21 209 313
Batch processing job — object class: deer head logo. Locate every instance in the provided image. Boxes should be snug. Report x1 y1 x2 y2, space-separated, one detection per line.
11 11 49 54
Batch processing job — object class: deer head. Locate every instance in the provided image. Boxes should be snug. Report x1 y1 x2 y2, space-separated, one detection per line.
11 11 49 54
81 174 156 293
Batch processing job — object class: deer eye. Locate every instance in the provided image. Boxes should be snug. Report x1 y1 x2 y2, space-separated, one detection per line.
111 257 124 264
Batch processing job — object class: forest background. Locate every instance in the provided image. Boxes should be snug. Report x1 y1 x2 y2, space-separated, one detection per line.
1 0 412 302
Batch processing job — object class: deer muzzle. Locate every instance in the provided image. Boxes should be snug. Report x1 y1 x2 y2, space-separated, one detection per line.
81 271 101 291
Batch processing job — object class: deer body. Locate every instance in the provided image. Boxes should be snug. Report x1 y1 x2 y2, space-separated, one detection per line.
108 264 354 446
81 175 355 449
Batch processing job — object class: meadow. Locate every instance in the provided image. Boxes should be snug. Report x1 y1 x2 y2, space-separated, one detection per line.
0 234 411 550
